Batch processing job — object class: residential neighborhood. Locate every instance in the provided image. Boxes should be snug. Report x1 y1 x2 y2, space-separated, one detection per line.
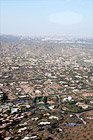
0 35 93 140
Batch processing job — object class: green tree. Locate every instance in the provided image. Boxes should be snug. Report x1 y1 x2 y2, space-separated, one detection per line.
43 96 47 104
1 92 8 102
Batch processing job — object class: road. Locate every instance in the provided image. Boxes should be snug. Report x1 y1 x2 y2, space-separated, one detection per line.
75 114 86 125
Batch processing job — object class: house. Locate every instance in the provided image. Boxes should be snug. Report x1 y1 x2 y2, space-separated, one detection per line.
39 121 50 126
35 90 41 94
21 136 37 140
0 90 3 94
48 105 55 110
32 117 39 121
63 96 72 102
11 108 19 114
49 116 59 120
82 93 93 98
18 127 27 133
76 102 89 109
5 137 11 140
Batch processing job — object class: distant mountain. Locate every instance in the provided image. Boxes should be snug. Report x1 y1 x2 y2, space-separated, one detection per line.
0 34 93 44
0 35 93 57
0 35 23 43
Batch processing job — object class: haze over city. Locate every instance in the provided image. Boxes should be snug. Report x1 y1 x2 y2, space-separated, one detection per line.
0 0 93 37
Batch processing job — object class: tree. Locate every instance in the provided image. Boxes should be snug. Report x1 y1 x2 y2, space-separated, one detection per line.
34 97 37 103
1 92 8 102
43 96 47 104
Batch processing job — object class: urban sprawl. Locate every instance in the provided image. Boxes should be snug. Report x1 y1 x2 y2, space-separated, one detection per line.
0 35 93 140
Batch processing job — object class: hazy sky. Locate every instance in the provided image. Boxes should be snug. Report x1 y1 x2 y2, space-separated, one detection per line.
0 0 93 37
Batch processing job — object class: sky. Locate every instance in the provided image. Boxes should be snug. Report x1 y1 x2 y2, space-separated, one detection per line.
0 0 93 37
